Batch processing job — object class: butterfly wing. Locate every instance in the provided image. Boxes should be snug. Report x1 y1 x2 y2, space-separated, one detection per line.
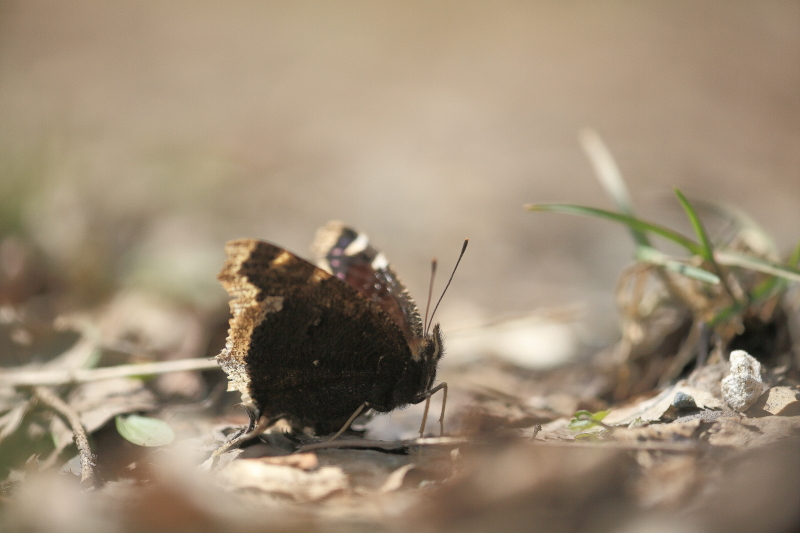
311 221 425 348
216 238 415 431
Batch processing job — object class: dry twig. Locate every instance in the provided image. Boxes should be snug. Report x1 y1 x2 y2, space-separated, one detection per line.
0 357 220 387
33 386 96 485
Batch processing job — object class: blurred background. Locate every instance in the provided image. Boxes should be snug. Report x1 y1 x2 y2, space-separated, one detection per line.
1 1 798 356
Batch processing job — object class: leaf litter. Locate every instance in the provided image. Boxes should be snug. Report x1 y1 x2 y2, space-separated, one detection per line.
2 137 800 532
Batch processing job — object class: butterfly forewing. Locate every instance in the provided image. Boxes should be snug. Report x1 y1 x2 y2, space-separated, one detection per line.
217 238 416 432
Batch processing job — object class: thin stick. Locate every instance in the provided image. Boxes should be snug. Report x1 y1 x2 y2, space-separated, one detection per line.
427 240 468 327
437 383 448 436
298 436 469 453
33 386 95 485
423 259 438 335
298 436 703 454
0 357 221 387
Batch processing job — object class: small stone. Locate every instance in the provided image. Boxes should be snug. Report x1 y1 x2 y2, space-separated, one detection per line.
671 392 697 411
721 350 765 411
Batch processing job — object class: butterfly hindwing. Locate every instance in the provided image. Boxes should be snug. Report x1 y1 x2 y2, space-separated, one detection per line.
311 221 424 347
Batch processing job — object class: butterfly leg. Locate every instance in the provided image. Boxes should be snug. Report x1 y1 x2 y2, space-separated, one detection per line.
415 382 448 438
243 403 259 434
327 402 369 442
219 405 265 449
203 409 284 470
229 404 280 444
419 396 432 438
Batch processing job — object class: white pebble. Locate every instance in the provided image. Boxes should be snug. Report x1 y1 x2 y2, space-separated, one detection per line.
721 350 766 411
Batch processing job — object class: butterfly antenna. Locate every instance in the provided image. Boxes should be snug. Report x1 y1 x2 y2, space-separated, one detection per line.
423 259 438 335
427 239 468 329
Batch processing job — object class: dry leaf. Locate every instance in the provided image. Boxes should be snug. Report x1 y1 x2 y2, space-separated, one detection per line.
378 463 417 494
707 416 800 449
612 419 703 447
257 453 319 471
50 378 158 451
216 459 348 502
0 402 29 443
634 455 699 508
604 381 724 426
747 387 800 416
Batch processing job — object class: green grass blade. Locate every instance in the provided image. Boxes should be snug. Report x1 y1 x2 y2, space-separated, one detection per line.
674 189 715 263
674 189 740 303
712 242 800 325
714 250 800 283
692 199 780 260
742 242 800 301
788 240 800 268
579 128 650 249
636 246 720 284
526 203 703 255
710 301 747 326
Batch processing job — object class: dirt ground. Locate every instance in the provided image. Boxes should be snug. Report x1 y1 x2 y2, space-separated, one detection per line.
1 2 799 532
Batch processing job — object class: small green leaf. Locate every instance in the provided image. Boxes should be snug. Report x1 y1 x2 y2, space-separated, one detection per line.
574 432 604 442
115 415 175 447
567 419 593 431
567 410 610 431
627 417 645 429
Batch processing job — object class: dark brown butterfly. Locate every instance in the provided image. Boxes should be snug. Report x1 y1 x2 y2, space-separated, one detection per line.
216 221 466 441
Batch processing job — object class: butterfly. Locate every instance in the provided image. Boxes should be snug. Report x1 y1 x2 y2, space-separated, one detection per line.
215 221 466 441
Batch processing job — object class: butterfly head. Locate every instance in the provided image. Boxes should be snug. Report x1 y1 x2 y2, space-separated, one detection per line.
419 323 443 363
414 323 443 390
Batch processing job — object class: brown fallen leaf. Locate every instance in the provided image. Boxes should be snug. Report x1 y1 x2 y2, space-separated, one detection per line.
634 455 700 509
49 378 158 452
604 380 724 426
690 436 800 533
215 458 348 502
0 401 28 443
419 441 634 533
256 452 319 471
706 415 800 449
96 291 210 400
611 418 704 447
377 463 417 494
747 386 800 417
